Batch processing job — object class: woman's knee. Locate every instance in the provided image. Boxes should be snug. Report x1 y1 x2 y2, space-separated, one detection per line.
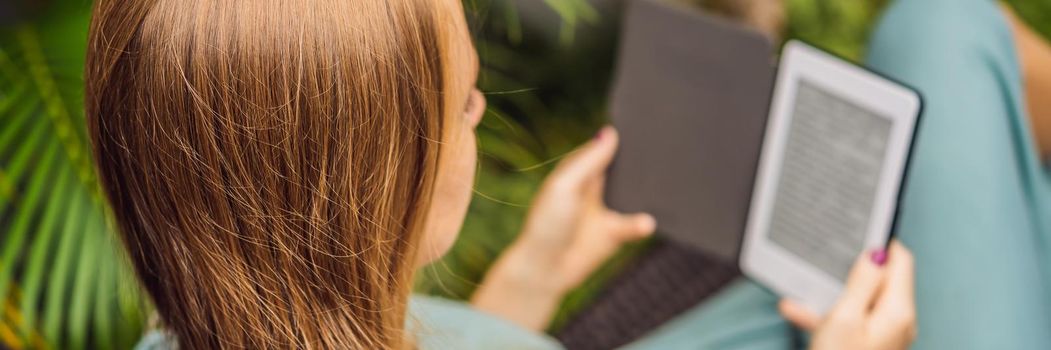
866 0 1016 82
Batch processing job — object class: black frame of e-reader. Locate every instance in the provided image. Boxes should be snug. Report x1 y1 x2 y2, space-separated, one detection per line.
739 40 924 315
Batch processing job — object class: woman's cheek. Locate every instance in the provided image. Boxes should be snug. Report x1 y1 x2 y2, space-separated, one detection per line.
414 124 477 266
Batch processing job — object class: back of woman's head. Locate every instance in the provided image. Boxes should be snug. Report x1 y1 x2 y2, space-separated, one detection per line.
86 0 456 348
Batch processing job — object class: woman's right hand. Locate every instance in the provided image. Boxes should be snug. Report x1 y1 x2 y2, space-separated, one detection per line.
779 240 917 350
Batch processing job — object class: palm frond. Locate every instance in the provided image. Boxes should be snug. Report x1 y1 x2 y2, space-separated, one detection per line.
0 7 145 349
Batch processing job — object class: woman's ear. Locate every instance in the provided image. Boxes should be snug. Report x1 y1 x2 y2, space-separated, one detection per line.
465 89 485 127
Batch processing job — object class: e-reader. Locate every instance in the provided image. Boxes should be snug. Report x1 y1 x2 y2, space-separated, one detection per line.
739 41 922 314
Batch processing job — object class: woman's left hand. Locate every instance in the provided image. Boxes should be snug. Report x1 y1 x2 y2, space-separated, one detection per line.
781 241 917 350
471 126 656 330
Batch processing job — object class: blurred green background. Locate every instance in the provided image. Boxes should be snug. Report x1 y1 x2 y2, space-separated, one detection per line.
0 0 1048 348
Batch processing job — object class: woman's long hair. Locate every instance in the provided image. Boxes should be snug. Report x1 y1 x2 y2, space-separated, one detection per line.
85 0 451 348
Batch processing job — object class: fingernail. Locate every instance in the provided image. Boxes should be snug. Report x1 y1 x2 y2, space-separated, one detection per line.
594 128 605 140
870 248 888 266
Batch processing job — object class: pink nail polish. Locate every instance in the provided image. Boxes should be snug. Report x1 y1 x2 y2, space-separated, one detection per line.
870 248 888 266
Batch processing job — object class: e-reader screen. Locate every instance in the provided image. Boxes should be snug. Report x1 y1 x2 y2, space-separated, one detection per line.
767 80 893 281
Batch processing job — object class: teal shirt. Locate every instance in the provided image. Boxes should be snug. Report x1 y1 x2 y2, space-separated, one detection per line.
135 295 563 350
407 295 561 349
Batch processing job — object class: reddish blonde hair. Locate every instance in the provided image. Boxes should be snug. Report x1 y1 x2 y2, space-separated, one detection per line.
86 0 453 348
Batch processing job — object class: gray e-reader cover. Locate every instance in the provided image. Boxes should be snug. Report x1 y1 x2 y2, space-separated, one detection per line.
604 0 776 261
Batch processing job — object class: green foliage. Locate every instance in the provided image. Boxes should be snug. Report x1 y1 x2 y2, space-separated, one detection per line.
415 0 628 329
1007 0 1051 39
0 3 146 349
785 0 888 61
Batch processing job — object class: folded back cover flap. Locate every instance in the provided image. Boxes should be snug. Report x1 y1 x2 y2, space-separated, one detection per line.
605 0 775 260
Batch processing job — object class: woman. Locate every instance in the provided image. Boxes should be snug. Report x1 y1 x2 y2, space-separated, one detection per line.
628 0 1051 349
85 0 914 348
